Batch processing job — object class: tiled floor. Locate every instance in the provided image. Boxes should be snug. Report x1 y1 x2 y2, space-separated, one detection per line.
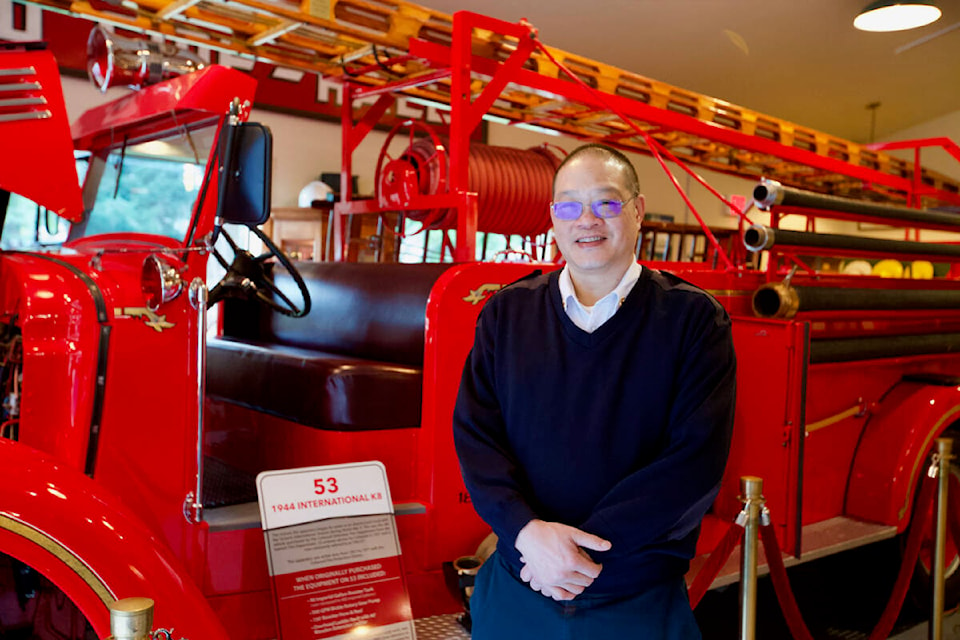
414 615 470 639
892 611 960 639
412 611 960 638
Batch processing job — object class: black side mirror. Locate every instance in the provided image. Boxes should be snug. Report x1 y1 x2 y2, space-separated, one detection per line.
217 121 272 226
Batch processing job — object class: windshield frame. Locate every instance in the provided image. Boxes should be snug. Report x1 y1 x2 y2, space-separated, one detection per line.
68 116 221 248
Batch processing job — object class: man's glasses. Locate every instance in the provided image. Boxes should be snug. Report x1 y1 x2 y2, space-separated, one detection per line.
550 197 635 220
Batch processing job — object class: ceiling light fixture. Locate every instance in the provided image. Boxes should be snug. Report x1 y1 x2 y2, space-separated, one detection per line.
854 1 942 32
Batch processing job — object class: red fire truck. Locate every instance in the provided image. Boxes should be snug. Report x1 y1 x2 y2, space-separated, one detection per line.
4 6 960 640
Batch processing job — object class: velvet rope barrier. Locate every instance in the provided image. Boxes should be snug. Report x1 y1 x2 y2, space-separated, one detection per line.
862 471 934 640
757 473 936 640
949 488 960 570
759 525 815 640
688 523 744 609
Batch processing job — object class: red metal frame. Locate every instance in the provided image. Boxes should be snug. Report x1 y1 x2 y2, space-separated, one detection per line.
0 49 260 638
867 137 960 209
0 45 82 221
8 11 960 639
333 11 960 266
0 439 229 640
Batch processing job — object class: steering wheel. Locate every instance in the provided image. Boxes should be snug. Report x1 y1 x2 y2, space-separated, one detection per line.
208 225 311 318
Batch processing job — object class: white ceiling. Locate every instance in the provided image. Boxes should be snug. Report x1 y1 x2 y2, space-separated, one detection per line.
421 0 960 144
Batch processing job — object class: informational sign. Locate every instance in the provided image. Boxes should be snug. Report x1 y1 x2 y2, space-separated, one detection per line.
727 193 749 217
257 462 416 640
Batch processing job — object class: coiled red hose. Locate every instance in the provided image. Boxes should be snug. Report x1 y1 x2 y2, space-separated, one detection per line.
392 138 562 236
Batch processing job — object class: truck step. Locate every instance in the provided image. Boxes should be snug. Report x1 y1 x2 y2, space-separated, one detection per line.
688 516 898 589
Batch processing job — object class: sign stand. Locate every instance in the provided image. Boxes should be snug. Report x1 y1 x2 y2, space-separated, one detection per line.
257 461 416 640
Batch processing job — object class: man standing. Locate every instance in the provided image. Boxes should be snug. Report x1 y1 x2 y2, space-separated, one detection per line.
453 143 736 638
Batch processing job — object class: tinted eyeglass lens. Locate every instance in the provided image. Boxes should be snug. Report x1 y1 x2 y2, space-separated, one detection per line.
592 200 623 218
550 199 629 220
551 201 583 220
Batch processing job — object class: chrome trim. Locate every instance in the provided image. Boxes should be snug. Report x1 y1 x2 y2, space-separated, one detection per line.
142 254 184 311
186 278 207 524
752 179 784 210
0 67 36 76
0 82 40 92
0 97 46 107
0 111 51 123
203 500 429 532
204 502 261 532
743 224 775 252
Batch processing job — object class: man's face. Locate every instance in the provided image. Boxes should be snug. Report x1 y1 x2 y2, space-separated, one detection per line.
551 153 644 278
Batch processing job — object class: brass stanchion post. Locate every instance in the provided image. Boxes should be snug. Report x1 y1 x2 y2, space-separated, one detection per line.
931 438 954 640
739 476 764 640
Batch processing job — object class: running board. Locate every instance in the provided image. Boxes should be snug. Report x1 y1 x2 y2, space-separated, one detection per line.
688 516 898 590
204 500 428 532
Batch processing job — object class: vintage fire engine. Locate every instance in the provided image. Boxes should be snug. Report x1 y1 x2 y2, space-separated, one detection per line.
5 3 960 639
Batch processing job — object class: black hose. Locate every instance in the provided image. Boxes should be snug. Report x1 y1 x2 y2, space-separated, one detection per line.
753 180 960 228
753 285 960 318
811 333 960 364
744 224 960 260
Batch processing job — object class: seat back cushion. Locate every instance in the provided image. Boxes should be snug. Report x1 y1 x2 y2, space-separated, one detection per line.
222 262 452 366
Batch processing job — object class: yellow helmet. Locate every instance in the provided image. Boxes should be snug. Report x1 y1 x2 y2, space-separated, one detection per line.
910 260 934 279
872 259 904 279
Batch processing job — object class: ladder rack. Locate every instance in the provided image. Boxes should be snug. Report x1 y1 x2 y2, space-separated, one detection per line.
22 0 960 208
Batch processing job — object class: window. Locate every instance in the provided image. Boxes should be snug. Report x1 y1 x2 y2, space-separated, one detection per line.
78 125 216 242
0 158 86 250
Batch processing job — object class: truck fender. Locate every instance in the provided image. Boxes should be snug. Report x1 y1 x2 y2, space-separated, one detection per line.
0 438 228 640
845 378 960 531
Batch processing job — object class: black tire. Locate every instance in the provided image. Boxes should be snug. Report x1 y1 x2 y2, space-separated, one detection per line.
0 552 97 640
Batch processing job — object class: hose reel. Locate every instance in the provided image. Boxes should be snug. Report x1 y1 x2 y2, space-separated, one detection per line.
375 121 564 236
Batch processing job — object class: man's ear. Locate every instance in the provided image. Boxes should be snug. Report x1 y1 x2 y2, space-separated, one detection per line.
635 194 646 227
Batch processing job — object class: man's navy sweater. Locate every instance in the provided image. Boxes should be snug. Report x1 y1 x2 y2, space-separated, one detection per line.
453 267 736 596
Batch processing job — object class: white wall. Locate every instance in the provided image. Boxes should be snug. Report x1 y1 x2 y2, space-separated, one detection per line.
881 107 960 182
846 109 960 243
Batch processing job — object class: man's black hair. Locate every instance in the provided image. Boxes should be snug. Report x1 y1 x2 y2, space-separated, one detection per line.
552 143 640 198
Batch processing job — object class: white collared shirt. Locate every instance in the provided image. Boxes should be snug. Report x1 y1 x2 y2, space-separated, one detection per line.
559 262 642 333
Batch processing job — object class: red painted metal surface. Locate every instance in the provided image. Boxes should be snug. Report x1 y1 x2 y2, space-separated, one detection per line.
0 45 82 221
846 380 960 530
0 254 104 473
868 137 960 170
0 438 228 640
418 263 547 565
724 318 808 556
0 52 260 637
71 65 256 150
403 18 960 206
8 9 960 638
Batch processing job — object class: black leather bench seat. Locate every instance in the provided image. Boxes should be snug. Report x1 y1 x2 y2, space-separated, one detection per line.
207 262 452 432
207 337 423 431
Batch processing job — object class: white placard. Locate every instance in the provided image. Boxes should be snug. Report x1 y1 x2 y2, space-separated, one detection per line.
257 461 394 530
257 462 414 640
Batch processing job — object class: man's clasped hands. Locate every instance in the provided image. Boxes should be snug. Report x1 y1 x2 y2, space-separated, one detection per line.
514 519 613 602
